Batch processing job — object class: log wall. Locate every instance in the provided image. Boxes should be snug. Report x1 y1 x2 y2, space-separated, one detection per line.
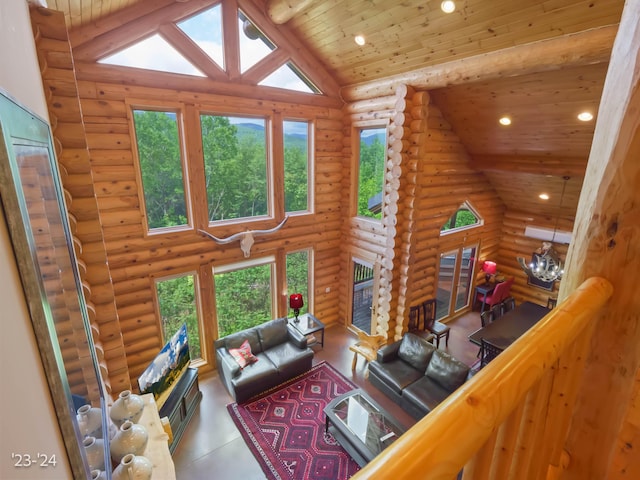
30 7 129 396
75 82 344 384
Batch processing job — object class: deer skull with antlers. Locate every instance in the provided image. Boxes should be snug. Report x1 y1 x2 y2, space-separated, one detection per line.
198 217 289 258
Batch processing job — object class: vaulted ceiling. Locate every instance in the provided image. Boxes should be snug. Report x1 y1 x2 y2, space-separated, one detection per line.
46 0 626 220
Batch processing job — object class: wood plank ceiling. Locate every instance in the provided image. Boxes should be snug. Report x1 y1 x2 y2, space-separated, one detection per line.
46 0 626 219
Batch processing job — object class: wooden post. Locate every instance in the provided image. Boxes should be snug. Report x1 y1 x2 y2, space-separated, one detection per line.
557 1 640 477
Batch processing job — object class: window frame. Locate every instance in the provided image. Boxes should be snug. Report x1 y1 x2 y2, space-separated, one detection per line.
128 100 193 236
352 121 388 222
283 118 314 215
152 269 206 367
212 255 278 337
440 201 484 236
198 109 273 227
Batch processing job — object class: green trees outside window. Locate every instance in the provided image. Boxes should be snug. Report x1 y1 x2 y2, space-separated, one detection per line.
201 115 268 222
286 250 310 317
156 274 202 359
357 128 386 219
284 120 310 212
133 110 188 229
215 262 273 338
440 202 482 233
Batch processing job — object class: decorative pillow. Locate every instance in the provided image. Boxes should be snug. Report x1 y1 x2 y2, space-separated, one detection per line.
228 339 258 369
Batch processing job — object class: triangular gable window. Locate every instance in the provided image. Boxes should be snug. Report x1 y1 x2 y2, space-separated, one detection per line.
177 4 224 69
95 3 323 95
440 201 483 235
99 34 205 77
238 12 276 73
260 62 319 94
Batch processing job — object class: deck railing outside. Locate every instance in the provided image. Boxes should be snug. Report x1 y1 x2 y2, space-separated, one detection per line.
352 277 613 480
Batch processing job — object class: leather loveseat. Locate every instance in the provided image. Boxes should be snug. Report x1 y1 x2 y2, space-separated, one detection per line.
214 317 314 403
368 332 470 419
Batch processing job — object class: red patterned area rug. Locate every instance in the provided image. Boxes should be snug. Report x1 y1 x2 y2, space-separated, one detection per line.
227 361 361 480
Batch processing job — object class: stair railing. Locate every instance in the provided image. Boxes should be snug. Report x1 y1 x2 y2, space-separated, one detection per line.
351 277 613 480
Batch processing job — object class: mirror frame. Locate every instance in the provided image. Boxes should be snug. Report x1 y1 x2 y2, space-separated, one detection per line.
0 90 110 478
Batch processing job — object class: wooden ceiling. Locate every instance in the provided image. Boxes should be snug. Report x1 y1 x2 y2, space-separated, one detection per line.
45 0 626 219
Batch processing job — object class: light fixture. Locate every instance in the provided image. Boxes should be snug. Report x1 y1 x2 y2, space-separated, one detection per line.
499 116 511 126
482 260 497 283
517 176 570 283
441 1 456 13
577 111 593 122
539 193 549 200
354 35 366 46
289 293 304 323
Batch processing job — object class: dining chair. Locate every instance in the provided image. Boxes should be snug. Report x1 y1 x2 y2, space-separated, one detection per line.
408 304 435 344
502 296 516 314
476 277 514 313
480 310 494 328
422 298 450 348
480 338 504 368
490 302 504 320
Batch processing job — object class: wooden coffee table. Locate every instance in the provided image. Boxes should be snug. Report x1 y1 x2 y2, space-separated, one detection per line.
324 389 405 467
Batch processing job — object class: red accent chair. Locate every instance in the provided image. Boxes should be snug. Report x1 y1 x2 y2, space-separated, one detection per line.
476 277 514 314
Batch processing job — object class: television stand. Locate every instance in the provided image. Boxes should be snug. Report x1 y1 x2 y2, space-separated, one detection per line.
159 367 202 453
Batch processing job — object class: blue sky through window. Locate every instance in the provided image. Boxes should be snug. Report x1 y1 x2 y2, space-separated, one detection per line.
177 5 224 68
98 6 321 94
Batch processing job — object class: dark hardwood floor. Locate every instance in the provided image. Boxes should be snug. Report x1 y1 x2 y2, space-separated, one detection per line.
172 311 482 479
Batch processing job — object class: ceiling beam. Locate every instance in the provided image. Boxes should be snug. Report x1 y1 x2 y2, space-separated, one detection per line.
341 25 618 102
266 0 316 24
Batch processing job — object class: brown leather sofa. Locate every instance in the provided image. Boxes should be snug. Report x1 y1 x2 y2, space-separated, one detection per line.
214 317 314 403
368 332 470 419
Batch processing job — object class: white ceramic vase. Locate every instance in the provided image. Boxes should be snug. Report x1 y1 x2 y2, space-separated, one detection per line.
91 470 108 480
110 390 145 427
110 420 149 463
112 453 153 480
77 404 103 439
83 436 105 472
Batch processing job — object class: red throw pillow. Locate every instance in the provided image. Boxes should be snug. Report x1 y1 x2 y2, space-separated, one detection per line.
229 339 258 369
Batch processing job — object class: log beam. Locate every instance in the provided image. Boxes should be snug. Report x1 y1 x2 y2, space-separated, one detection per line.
267 0 317 24
341 24 618 101
471 154 588 177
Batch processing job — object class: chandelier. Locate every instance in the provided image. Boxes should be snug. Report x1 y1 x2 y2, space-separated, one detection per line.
517 242 564 282
517 176 569 283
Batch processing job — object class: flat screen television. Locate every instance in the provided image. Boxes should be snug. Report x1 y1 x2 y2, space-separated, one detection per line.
138 323 190 409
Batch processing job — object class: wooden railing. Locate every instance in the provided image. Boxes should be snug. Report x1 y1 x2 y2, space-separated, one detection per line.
352 277 613 479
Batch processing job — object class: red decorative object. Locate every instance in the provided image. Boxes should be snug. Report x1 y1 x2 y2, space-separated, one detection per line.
482 260 497 283
289 293 304 322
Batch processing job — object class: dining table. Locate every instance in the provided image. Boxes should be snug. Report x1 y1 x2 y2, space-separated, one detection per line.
468 301 549 349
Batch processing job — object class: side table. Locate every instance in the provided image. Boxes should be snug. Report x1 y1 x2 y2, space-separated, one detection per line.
288 313 325 348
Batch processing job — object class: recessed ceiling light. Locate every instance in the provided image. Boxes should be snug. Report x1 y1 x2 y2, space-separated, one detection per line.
354 35 366 46
499 116 511 126
539 193 550 200
441 1 456 13
577 111 593 122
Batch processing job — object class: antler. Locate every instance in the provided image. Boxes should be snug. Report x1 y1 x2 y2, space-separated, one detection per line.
198 216 289 257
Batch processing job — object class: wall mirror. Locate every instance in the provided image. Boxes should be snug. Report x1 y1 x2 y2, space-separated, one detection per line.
0 90 110 478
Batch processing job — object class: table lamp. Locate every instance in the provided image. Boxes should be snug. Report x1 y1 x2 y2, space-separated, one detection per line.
289 293 304 323
482 260 497 283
